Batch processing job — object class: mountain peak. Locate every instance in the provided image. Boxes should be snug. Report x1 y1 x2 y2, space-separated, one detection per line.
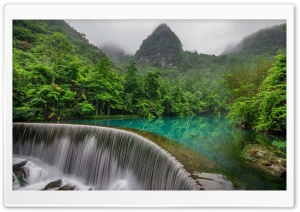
135 23 183 66
155 23 170 30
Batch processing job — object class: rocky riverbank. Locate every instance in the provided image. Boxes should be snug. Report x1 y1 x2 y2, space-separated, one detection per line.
242 144 286 178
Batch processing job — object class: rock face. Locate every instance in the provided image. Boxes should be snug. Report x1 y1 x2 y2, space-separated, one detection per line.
135 23 184 66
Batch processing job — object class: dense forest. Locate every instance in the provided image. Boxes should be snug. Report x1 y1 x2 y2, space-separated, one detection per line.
13 20 286 136
222 24 286 55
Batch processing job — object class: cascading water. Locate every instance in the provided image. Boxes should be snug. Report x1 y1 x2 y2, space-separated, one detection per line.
13 123 198 190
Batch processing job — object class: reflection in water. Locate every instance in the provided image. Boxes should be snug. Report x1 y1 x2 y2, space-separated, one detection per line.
63 116 286 190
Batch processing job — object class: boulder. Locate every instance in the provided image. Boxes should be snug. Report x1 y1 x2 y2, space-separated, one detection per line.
270 165 286 176
42 179 62 190
13 161 28 186
13 161 27 172
57 184 76 190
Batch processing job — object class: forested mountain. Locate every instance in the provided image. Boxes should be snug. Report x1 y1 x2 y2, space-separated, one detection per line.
13 20 286 136
135 23 184 66
13 20 109 121
13 20 222 121
13 20 106 63
222 24 286 56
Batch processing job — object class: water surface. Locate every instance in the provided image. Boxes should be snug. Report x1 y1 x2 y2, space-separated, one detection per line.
62 116 286 190
14 123 197 190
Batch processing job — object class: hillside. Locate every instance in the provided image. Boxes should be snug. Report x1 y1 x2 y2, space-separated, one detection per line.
12 20 286 136
12 20 227 121
13 20 111 121
135 23 184 66
222 24 286 56
13 20 106 63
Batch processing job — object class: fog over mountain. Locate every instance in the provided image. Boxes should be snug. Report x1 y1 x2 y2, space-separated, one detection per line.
66 20 285 56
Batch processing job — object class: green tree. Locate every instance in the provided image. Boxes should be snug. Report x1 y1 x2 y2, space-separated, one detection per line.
124 61 144 114
139 70 164 117
224 55 273 128
89 58 124 116
227 97 256 128
144 70 162 101
256 51 286 134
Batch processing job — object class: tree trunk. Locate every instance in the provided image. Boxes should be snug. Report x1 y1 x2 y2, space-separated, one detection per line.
100 103 103 116
95 100 99 116
107 102 110 115
44 105 48 120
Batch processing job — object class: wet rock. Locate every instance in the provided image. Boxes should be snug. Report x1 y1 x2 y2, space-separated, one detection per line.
193 172 233 190
237 121 247 129
261 161 272 166
13 161 27 172
270 165 286 175
273 158 286 166
13 161 28 186
57 184 76 190
42 179 62 190
250 149 266 158
242 143 286 178
258 150 266 155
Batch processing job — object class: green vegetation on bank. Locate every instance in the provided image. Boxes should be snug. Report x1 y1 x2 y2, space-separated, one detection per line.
225 51 286 136
13 20 286 136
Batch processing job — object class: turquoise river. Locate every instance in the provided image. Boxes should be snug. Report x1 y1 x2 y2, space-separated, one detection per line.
61 116 286 190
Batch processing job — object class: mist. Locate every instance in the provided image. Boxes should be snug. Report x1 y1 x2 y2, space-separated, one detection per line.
66 19 286 56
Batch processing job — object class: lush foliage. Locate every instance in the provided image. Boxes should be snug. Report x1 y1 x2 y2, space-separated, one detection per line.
272 140 286 151
13 21 229 121
256 52 286 134
13 20 106 121
222 23 286 56
225 51 286 135
13 20 286 136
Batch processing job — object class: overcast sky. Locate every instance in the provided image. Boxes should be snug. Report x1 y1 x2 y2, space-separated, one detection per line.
66 20 286 55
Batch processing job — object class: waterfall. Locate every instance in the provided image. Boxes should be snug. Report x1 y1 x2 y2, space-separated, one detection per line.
13 123 198 190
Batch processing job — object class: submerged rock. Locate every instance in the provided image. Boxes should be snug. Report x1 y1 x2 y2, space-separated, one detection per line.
13 161 28 186
42 180 77 190
13 161 28 172
42 179 62 190
57 184 76 190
